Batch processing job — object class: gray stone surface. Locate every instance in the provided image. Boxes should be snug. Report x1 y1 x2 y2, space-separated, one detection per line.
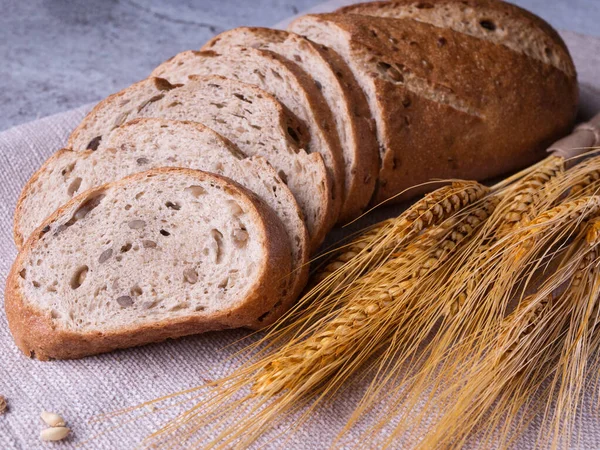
0 0 598 131
0 0 322 131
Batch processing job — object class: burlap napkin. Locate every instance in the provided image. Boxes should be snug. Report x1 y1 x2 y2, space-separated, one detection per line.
1 2 600 448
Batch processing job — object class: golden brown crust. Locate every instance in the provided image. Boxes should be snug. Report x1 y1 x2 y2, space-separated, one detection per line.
13 148 73 250
290 12 578 204
5 168 292 360
337 0 575 77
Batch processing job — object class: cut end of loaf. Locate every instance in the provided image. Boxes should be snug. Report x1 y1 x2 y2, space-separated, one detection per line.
6 168 292 359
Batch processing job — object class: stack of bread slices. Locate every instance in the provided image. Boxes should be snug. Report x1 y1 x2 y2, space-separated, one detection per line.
6 0 578 360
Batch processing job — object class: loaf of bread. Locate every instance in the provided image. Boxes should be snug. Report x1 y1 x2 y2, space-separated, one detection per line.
6 168 292 360
289 7 578 203
14 118 310 315
150 47 344 226
7 0 579 359
203 28 379 222
68 76 334 251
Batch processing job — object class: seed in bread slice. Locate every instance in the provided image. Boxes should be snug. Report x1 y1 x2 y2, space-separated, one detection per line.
67 76 332 251
6 168 292 360
150 46 344 227
203 27 379 223
14 118 309 312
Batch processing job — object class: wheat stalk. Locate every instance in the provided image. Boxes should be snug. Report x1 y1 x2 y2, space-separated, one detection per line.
300 182 487 307
347 195 600 447
338 157 566 434
409 218 600 450
312 181 487 282
255 181 489 354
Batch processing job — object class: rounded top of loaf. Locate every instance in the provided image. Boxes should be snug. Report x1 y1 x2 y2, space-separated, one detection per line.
336 0 575 77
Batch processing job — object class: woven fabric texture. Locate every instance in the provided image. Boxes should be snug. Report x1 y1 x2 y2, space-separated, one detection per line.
1 2 600 448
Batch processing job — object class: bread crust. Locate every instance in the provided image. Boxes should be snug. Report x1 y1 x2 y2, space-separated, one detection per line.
203 27 380 223
13 147 72 249
5 168 292 360
289 12 578 204
337 0 575 77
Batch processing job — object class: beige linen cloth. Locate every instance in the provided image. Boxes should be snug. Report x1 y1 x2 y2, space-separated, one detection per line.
1 2 600 448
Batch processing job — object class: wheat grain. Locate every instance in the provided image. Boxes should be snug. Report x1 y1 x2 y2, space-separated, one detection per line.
40 427 70 442
41 411 66 427
494 155 564 237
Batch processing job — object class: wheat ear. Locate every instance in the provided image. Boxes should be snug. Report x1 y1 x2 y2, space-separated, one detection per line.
350 195 600 446
341 156 565 434
296 182 488 315
411 219 600 450
256 181 488 353
311 182 487 285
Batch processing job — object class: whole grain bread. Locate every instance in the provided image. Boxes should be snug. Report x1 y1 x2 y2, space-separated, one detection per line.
14 118 309 312
150 47 344 226
203 27 379 222
67 76 333 251
289 12 578 204
6 168 292 360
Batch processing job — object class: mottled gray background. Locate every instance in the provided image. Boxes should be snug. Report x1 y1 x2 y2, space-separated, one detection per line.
1 0 598 131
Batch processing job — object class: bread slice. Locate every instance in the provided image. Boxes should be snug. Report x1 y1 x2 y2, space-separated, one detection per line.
14 118 309 311
289 13 577 204
202 27 379 223
6 168 292 360
336 0 575 77
67 76 333 251
150 47 344 226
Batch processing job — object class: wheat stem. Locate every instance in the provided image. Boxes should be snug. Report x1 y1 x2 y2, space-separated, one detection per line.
307 182 488 295
412 221 600 449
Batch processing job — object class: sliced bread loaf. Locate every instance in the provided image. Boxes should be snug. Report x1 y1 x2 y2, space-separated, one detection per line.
6 168 292 360
203 27 379 222
67 76 333 251
14 118 309 312
150 47 344 225
289 13 577 204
